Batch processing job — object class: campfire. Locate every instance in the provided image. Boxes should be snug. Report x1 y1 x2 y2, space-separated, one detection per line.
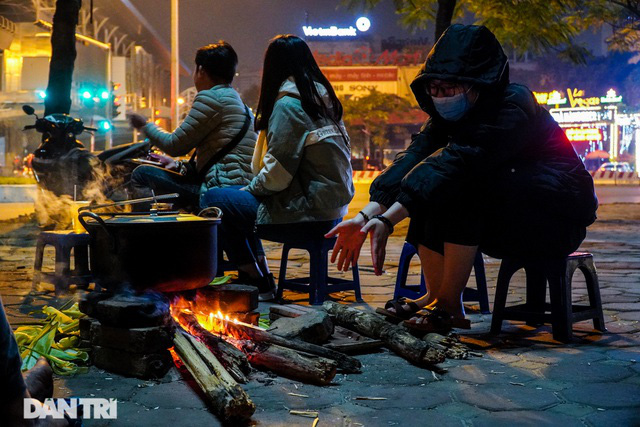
79 286 474 423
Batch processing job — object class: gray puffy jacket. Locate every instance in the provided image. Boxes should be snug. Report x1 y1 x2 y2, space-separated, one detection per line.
143 84 256 190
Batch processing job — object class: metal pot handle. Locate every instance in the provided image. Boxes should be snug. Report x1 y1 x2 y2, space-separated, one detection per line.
78 211 117 252
197 206 223 219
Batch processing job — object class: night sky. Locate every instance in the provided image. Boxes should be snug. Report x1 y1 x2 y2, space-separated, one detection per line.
129 0 432 88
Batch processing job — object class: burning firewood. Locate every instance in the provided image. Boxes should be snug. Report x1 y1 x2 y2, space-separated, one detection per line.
174 311 251 383
172 330 255 422
323 302 446 367
234 339 337 385
214 316 362 374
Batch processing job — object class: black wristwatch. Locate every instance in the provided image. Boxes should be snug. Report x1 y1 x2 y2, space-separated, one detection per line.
372 214 394 234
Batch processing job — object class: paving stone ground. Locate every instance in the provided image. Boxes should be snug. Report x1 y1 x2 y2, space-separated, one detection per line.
0 203 639 426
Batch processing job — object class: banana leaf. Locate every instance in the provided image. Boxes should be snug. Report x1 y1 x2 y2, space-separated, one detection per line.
209 275 232 286
18 303 88 375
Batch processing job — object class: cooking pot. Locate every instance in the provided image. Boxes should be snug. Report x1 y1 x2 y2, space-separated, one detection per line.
78 206 221 292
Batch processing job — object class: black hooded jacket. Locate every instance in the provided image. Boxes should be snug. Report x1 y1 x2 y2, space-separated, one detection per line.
369 24 598 227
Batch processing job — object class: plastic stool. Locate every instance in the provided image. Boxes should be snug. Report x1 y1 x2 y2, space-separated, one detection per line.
393 241 491 314
33 231 92 295
490 252 606 343
275 236 362 305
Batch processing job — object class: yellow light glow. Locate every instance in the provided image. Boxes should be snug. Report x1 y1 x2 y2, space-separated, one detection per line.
565 128 602 142
177 97 185 105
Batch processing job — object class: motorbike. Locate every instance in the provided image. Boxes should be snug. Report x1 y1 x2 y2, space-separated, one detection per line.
22 104 152 201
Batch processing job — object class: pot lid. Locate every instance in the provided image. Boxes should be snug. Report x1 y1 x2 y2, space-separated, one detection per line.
85 213 218 225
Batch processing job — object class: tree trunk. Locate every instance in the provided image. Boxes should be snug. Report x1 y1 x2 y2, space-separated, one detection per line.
45 0 81 116
323 302 446 367
435 0 457 42
235 340 338 386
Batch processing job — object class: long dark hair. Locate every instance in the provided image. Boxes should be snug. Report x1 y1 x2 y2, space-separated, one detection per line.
255 34 343 131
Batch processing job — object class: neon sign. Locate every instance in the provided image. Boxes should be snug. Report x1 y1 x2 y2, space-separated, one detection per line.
535 88 623 107
550 107 616 124
601 89 623 103
565 128 602 142
303 17 371 38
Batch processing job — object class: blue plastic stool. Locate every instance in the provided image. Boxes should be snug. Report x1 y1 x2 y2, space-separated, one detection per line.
275 236 362 305
394 241 491 314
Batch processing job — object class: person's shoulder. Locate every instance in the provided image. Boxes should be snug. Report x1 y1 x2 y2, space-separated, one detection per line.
273 94 306 118
502 83 538 116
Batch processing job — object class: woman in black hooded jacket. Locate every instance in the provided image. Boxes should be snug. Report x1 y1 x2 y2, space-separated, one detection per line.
326 24 598 333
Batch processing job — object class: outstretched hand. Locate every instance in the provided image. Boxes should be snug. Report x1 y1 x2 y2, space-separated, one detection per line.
361 219 390 276
325 217 367 272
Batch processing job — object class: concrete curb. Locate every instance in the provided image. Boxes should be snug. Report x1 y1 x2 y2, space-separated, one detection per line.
0 185 37 203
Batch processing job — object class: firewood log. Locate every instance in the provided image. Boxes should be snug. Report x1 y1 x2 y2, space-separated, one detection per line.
323 302 446 367
235 339 337 385
172 331 255 422
423 333 469 360
219 318 361 373
175 311 250 383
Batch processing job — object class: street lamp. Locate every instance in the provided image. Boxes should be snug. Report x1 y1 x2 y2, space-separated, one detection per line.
171 0 179 130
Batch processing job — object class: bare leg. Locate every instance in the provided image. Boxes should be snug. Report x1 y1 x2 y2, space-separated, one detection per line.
388 244 443 313
418 244 444 306
409 242 477 323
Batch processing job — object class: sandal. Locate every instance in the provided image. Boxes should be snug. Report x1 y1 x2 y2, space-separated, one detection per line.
375 297 422 322
403 307 471 334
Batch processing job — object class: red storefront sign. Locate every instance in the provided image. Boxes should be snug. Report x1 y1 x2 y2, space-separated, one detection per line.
322 67 398 82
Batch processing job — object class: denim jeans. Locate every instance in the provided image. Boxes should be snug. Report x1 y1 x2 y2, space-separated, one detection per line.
200 186 265 265
131 165 201 211
201 187 341 266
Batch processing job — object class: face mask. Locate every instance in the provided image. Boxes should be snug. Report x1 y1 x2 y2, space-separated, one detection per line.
431 90 472 121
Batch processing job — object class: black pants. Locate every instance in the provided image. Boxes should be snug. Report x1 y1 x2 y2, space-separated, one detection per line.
0 297 26 402
131 165 201 211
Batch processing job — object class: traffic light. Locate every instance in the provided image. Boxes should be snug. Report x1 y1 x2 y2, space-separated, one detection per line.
97 120 112 132
111 83 121 118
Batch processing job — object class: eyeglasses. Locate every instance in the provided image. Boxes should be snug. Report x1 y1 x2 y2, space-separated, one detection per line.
426 81 466 98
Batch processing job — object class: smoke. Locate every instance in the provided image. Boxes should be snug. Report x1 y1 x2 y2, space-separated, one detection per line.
33 152 133 229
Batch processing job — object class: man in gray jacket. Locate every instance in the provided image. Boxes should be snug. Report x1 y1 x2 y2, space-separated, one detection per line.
127 41 256 210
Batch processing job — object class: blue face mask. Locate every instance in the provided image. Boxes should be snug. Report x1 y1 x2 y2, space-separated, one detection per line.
431 90 472 121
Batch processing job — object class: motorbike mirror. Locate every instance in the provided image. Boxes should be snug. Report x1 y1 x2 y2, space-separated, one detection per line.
22 105 35 116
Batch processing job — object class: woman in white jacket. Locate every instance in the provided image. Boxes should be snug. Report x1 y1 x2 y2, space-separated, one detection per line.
201 35 354 300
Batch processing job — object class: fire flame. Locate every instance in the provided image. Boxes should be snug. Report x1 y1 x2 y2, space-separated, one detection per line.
170 296 244 338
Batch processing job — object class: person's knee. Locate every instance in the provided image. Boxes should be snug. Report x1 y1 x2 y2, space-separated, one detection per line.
131 165 156 186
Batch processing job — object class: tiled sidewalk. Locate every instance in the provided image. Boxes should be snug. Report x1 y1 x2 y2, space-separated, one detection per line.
0 204 639 426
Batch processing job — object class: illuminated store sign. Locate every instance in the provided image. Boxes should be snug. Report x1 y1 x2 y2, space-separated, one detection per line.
550 107 616 124
303 17 371 37
601 89 623 104
534 88 623 108
565 127 603 142
322 66 398 97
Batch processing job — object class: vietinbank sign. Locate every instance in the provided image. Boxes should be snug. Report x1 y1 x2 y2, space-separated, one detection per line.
303 17 371 37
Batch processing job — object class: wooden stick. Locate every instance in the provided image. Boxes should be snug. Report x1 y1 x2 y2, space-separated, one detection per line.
235 339 337 385
323 301 445 367
172 330 255 422
218 317 361 374
175 311 250 383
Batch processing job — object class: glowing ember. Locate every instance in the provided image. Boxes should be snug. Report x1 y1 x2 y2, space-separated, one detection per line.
170 296 251 338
